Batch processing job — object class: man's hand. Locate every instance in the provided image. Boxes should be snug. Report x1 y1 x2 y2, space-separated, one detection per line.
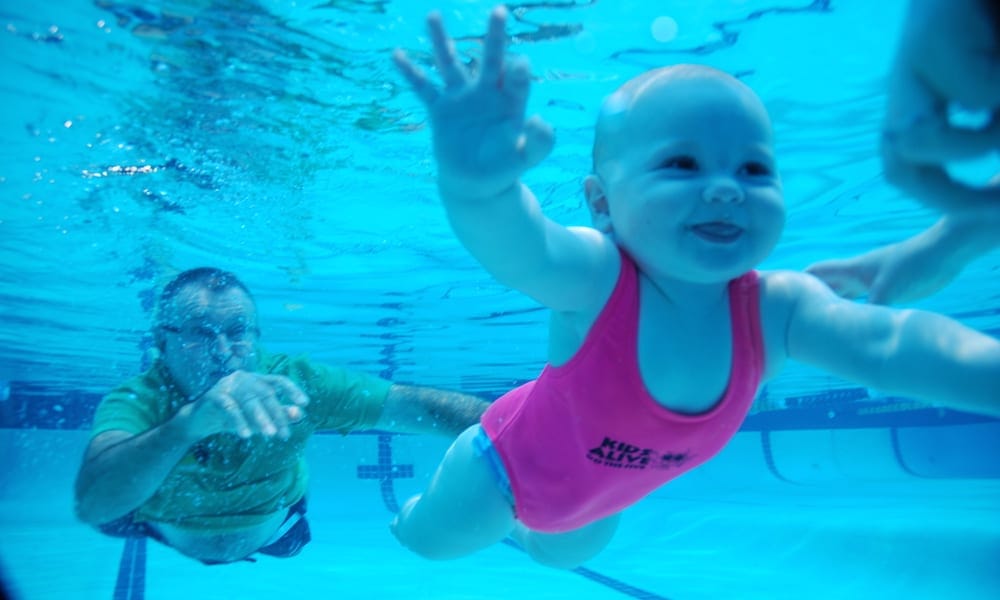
805 216 978 305
392 6 554 202
179 371 309 440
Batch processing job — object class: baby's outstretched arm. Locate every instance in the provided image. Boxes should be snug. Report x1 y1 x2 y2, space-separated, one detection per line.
394 7 614 311
772 271 1000 417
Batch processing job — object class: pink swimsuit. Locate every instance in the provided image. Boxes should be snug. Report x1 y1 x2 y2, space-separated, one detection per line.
480 251 764 533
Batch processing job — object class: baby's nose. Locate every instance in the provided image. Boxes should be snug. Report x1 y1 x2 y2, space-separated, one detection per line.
702 180 744 204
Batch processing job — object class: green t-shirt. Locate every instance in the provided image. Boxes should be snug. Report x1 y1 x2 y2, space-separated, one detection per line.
90 350 392 532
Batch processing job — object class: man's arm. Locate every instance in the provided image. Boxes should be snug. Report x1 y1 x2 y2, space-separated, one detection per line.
374 384 490 437
75 371 308 525
74 421 201 525
805 209 1000 304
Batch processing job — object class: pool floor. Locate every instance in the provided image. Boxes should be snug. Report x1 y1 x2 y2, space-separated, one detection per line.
1 428 998 599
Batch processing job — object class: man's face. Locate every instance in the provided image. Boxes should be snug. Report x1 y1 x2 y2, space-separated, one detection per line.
158 284 259 398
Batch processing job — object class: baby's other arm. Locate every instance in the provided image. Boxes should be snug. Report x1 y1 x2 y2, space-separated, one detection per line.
394 7 617 311
761 270 1000 417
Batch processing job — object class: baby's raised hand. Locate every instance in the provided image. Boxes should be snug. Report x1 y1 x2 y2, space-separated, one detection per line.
393 6 554 202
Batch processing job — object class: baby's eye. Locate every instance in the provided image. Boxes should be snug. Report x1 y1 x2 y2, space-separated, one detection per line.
739 162 771 176
661 156 698 170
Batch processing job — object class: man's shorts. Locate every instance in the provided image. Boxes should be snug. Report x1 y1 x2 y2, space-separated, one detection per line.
96 496 311 565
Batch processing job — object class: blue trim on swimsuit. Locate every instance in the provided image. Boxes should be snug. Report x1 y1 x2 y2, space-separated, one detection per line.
472 424 515 507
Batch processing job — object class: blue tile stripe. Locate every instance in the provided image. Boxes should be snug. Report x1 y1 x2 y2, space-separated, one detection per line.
572 567 671 600
113 537 146 600
499 539 671 599
760 430 791 483
889 427 921 477
356 433 415 513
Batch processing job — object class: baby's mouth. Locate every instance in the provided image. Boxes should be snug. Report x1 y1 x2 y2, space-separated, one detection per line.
691 222 744 243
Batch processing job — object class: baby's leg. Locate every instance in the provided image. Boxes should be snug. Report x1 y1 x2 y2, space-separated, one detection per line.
391 425 516 560
513 513 621 570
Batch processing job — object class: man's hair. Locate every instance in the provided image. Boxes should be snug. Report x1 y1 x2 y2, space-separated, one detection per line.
158 267 253 309
153 267 254 350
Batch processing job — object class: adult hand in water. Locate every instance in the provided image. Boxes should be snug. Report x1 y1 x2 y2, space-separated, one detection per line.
178 370 310 440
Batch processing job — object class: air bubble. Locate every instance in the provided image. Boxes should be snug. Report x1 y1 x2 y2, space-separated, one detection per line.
651 16 678 43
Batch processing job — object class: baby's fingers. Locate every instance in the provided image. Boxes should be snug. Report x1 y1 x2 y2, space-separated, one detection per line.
518 115 555 170
426 12 466 90
502 57 532 112
479 6 509 85
393 50 439 105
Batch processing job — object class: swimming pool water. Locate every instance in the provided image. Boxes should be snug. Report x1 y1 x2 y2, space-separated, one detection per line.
3 425 999 599
3 0 997 398
1 1 998 598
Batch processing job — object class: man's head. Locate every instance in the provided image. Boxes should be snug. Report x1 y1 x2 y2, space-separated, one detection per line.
155 268 260 398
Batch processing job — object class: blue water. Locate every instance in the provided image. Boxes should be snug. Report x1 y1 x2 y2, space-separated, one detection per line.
1 1 998 599
3 0 997 401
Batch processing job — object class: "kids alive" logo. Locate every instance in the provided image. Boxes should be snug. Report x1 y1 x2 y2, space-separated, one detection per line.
586 436 693 470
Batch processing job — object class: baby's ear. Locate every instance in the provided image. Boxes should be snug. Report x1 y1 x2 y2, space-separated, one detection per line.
584 174 613 233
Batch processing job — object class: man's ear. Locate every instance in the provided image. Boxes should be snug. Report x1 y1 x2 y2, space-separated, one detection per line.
153 327 166 352
584 174 613 233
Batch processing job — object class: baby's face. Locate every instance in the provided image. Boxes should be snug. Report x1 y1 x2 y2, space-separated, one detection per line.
595 70 785 284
